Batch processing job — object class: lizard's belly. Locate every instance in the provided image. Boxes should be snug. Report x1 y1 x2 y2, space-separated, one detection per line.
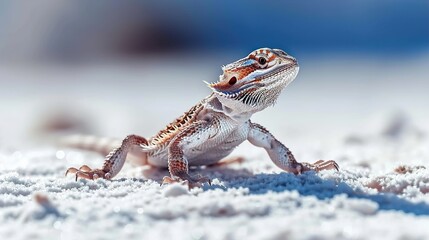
188 142 240 166
147 121 250 167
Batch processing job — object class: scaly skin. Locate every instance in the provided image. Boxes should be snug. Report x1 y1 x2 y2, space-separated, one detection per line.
65 48 339 187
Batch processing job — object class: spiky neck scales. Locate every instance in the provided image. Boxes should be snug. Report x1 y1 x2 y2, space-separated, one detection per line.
65 47 339 183
147 48 299 147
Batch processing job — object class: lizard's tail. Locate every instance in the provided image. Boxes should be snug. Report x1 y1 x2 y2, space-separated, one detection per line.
59 134 149 166
59 135 122 156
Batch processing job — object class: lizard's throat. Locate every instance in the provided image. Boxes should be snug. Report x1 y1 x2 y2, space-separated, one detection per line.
214 66 299 115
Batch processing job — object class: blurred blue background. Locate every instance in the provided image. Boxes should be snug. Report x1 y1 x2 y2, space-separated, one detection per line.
0 0 428 61
0 0 428 145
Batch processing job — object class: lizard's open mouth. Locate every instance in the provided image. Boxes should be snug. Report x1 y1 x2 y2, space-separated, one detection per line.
205 63 297 100
206 81 262 99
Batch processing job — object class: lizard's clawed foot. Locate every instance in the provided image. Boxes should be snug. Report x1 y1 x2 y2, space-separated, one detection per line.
65 165 111 181
296 160 339 174
162 174 211 189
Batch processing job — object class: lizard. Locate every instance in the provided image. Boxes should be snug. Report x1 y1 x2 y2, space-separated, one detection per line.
65 47 339 187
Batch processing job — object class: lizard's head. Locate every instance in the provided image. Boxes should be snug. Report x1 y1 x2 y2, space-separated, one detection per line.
206 48 299 112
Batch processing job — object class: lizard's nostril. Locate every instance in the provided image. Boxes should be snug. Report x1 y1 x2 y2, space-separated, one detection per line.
228 76 237 85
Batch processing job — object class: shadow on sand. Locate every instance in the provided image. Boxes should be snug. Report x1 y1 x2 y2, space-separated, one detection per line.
129 164 429 216
204 167 429 216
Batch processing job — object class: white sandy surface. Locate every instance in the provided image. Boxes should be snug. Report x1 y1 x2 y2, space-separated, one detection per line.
0 53 429 240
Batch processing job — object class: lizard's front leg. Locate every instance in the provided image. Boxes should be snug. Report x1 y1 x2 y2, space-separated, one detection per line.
65 135 148 180
163 120 213 188
247 122 338 174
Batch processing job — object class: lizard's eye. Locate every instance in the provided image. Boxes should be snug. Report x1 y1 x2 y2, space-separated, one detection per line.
228 76 237 85
258 57 267 66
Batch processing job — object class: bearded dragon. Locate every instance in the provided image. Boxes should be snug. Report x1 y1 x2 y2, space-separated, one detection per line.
65 48 339 186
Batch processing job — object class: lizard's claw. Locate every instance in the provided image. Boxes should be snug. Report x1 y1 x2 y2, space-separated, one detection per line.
296 160 339 174
65 166 111 181
162 174 211 189
189 174 212 187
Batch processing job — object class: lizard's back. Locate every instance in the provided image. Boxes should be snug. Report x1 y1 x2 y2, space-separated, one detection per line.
64 48 339 183
143 94 250 167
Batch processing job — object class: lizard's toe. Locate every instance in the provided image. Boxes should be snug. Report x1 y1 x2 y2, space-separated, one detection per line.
65 167 79 176
185 174 211 189
192 174 211 185
300 160 339 173
78 165 92 172
161 176 179 185
161 174 211 189
65 166 108 181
